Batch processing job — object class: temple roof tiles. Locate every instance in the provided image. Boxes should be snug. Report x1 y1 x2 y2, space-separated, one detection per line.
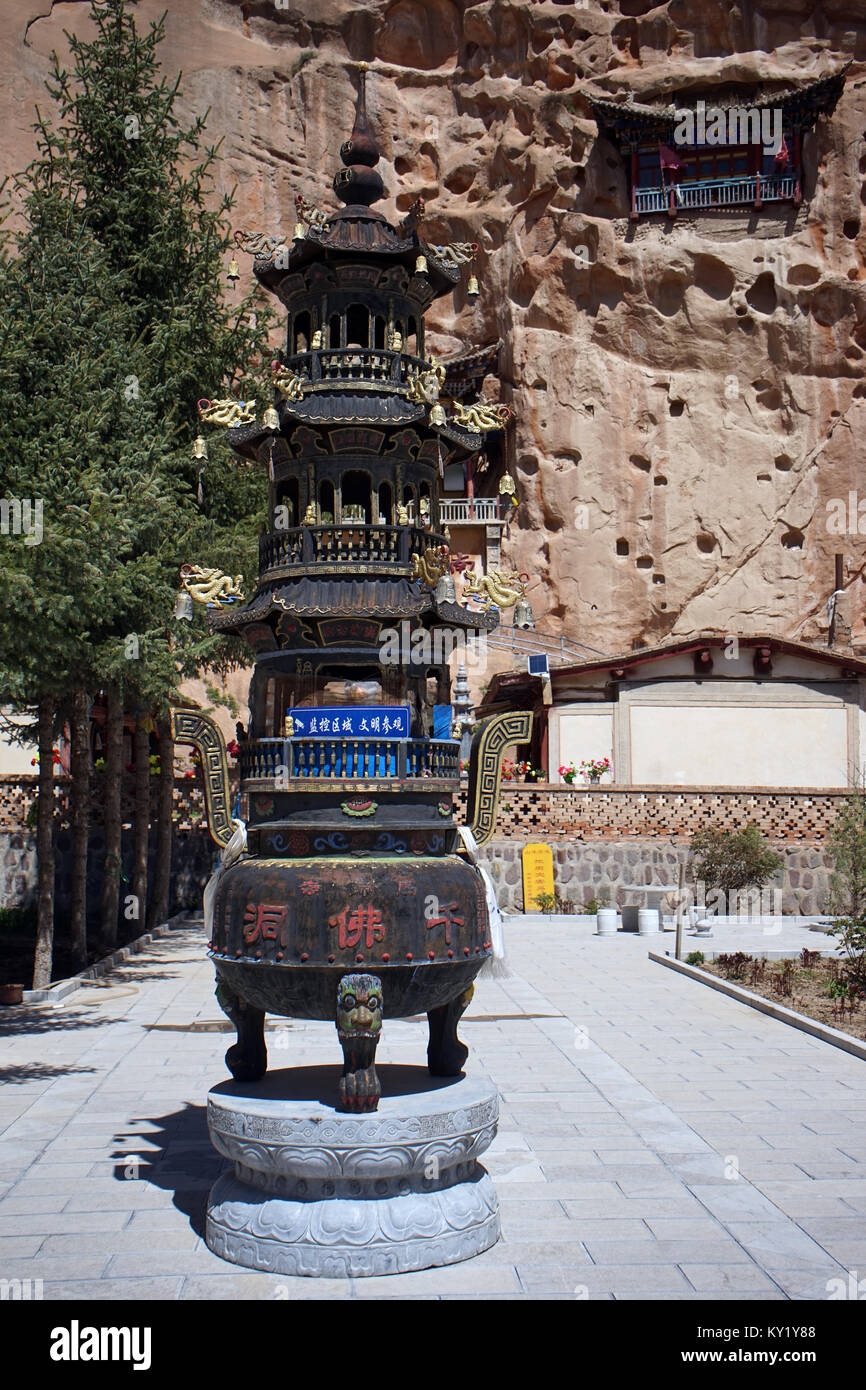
207 577 498 632
586 64 849 145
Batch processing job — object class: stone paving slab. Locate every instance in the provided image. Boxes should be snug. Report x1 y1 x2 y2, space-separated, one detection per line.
0 920 865 1299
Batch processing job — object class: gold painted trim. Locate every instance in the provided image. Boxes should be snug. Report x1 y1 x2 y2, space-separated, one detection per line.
171 710 234 849
465 711 533 847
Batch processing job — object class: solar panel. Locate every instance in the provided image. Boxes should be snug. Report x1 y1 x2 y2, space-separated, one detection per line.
527 654 550 676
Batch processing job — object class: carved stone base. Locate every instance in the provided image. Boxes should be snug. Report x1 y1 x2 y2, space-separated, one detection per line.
205 1067 500 1277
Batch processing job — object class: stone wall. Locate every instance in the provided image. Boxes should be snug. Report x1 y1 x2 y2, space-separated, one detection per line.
454 784 848 842
0 825 219 925
0 832 37 911
478 839 834 917
0 777 841 919
0 774 222 920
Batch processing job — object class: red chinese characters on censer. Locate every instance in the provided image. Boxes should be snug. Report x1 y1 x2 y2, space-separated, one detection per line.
329 905 385 950
243 902 289 947
426 901 464 946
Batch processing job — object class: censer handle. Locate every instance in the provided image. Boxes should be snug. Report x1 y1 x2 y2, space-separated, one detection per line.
464 711 533 847
170 709 235 848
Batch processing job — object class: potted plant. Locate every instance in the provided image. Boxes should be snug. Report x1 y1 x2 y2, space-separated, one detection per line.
580 757 611 785
559 762 578 785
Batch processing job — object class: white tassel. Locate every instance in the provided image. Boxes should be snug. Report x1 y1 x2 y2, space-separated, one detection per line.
480 864 511 978
457 825 510 978
203 818 247 941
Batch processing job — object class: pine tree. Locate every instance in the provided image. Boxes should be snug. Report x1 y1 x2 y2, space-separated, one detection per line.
0 0 276 979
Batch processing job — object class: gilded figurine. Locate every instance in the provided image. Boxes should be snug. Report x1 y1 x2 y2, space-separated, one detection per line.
271 360 306 401
399 196 425 235
198 398 257 428
411 543 450 590
427 241 478 269
181 565 245 606
451 399 511 433
462 567 526 612
406 358 445 405
294 192 329 232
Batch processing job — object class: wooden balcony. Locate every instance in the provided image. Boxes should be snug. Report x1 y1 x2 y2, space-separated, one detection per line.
258 524 448 577
439 498 504 527
239 737 460 783
633 174 798 216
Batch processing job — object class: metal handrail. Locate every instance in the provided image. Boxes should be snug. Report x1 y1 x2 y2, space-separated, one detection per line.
486 629 611 662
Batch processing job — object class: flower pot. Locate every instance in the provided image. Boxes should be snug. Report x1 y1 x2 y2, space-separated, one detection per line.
588 776 600 785
0 983 24 1006
596 908 618 936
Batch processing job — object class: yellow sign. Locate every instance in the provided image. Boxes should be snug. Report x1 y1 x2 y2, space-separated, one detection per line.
522 842 554 911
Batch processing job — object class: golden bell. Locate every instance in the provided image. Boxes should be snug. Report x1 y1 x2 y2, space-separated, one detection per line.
293 221 307 240
415 254 428 274
263 404 280 431
467 273 479 297
192 435 208 461
430 402 446 427
227 258 240 284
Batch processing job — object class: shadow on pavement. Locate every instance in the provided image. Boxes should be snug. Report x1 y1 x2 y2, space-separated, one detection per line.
0 1061 98 1084
0 1007 110 1037
112 1065 466 1240
113 1103 222 1238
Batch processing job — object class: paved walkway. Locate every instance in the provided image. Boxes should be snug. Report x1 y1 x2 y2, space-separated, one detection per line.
1 916 864 1300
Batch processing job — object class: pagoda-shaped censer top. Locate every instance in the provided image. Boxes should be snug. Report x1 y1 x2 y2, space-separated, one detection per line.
179 65 531 1116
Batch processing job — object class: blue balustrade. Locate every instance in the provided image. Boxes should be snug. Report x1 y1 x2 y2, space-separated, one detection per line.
238 737 460 782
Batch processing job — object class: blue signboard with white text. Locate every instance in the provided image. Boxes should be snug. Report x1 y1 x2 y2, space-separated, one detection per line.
287 706 410 739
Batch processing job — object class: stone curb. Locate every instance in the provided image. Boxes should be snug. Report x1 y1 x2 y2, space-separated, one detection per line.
10 911 194 1006
650 950 866 1063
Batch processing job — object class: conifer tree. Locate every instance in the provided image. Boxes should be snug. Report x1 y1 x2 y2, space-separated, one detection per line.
0 0 275 980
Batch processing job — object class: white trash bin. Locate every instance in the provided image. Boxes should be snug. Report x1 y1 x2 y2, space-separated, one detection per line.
638 907 660 936
596 908 618 936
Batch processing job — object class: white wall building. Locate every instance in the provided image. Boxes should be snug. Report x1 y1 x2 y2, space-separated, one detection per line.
482 635 866 789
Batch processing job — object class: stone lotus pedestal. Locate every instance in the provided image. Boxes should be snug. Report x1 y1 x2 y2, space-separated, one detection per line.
205 1066 500 1277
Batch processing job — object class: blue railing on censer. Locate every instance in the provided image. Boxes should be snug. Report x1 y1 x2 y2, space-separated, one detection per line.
238 737 461 781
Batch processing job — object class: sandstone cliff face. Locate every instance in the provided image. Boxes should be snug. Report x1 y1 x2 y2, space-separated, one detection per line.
7 0 866 670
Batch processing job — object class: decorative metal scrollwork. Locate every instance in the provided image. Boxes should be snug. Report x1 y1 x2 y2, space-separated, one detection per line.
171 709 235 849
465 712 533 847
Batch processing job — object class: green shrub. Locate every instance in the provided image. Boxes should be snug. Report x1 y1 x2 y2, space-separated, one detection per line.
827 781 866 990
690 824 782 897
685 950 705 966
